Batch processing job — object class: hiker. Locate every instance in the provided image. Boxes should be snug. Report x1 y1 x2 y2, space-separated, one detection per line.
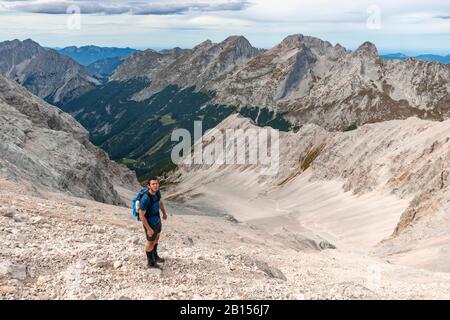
138 176 168 268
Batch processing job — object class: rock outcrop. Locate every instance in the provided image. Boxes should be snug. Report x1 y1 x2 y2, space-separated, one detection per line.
0 74 138 205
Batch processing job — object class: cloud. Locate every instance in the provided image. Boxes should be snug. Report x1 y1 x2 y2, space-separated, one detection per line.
0 0 449 54
0 0 252 15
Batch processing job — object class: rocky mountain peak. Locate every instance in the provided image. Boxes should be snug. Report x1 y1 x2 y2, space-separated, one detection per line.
354 41 379 58
216 35 259 62
22 38 40 47
278 33 306 49
160 47 185 54
0 38 43 54
334 43 348 54
221 35 251 46
279 34 335 51
193 39 213 51
140 48 161 56
5 39 21 45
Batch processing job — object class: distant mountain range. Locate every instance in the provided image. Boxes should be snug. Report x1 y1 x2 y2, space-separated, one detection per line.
381 53 450 64
58 45 139 82
58 45 138 66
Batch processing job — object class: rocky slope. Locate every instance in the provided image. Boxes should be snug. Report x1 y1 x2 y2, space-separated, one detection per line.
0 74 138 205
2 178 450 300
0 39 99 105
167 114 450 272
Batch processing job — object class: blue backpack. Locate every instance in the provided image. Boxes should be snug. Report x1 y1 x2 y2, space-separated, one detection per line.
131 188 161 222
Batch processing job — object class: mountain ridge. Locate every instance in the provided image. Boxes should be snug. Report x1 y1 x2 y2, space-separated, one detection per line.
109 34 449 130
0 39 99 105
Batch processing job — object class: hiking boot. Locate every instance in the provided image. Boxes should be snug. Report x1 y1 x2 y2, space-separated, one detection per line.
146 250 159 268
154 244 165 263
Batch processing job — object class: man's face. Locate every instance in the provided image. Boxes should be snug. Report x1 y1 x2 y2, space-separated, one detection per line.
149 179 159 193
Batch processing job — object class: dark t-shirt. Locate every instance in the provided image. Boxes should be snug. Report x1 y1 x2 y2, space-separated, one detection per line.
139 191 161 227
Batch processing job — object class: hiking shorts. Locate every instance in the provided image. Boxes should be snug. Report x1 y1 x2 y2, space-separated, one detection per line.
143 223 162 242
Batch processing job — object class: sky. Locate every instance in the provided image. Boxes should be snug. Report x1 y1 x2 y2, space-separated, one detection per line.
1 0 449 55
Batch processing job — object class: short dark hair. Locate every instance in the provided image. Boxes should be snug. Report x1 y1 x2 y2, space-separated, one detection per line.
147 177 158 185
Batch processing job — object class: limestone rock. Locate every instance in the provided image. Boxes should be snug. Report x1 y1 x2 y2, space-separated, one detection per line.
0 261 27 280
0 74 139 205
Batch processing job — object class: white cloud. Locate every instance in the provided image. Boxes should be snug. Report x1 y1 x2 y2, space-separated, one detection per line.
0 0 252 15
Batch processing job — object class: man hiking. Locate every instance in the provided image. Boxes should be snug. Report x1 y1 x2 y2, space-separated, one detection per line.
138 176 168 268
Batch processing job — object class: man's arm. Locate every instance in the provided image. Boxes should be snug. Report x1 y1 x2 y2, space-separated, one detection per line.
160 200 168 220
139 209 153 236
